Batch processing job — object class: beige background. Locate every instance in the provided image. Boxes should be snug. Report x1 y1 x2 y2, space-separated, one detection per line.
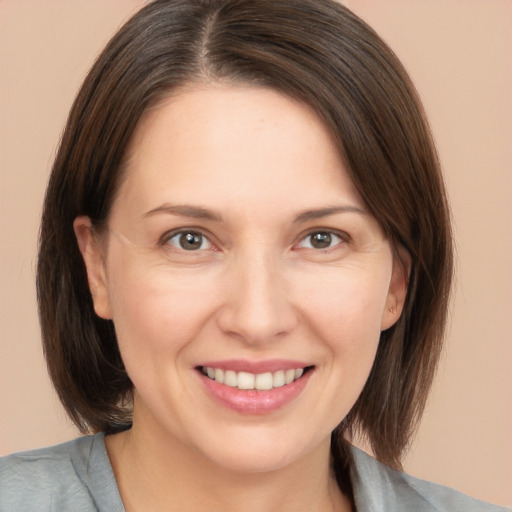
1 0 510 507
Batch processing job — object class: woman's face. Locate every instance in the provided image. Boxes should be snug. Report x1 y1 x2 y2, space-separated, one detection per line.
76 84 407 473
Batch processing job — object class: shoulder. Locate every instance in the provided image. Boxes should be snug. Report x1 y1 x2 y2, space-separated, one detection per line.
350 446 510 512
0 433 124 512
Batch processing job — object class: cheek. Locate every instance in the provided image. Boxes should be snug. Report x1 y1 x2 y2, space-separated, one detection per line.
104 256 217 364
287 267 391 431
297 265 390 346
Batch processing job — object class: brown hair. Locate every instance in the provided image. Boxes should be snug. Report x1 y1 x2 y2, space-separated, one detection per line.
38 0 452 486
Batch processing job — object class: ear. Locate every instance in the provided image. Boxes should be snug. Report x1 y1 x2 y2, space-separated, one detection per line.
381 246 411 331
73 216 113 320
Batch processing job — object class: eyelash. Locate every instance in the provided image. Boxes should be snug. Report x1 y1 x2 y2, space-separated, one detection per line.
161 230 214 252
295 230 348 251
160 228 349 253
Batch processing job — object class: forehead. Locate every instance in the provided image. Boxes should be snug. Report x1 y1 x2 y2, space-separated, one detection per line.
113 83 363 220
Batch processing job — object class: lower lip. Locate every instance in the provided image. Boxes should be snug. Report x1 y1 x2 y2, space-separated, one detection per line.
199 370 313 415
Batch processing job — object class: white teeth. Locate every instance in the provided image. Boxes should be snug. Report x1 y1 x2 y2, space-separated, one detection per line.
214 368 224 384
237 371 255 390
285 369 295 385
273 370 285 388
255 372 273 390
202 366 308 390
224 370 237 387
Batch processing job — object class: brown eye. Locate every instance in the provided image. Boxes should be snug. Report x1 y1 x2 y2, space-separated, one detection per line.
166 231 211 251
298 231 342 250
310 232 332 248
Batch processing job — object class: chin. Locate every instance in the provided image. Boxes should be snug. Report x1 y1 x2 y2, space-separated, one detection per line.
208 447 299 474
194 427 327 475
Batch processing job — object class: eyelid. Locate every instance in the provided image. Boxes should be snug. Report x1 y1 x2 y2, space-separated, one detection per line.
294 228 351 250
157 226 351 252
159 227 217 251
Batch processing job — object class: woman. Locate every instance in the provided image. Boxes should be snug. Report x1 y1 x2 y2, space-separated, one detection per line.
0 1 507 510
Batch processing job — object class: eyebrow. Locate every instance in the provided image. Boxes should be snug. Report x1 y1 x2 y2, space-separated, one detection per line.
293 205 368 223
143 203 367 223
143 204 223 221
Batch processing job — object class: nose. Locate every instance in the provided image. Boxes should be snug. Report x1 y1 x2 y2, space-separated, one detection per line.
215 249 298 345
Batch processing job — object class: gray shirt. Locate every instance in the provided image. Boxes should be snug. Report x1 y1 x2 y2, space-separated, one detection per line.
0 433 508 511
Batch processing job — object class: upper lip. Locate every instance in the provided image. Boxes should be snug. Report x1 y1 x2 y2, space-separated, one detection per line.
196 359 312 374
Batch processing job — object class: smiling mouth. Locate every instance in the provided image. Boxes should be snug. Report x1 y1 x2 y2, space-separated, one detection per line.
198 366 313 391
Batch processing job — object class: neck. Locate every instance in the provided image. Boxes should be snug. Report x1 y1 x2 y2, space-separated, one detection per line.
105 414 352 512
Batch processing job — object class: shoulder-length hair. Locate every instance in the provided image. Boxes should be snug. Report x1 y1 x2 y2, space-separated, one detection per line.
38 0 452 483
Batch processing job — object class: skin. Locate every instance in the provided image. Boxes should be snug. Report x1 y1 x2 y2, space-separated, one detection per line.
75 84 408 512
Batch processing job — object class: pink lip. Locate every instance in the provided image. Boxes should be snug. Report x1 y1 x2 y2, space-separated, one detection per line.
197 359 310 373
197 365 314 415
